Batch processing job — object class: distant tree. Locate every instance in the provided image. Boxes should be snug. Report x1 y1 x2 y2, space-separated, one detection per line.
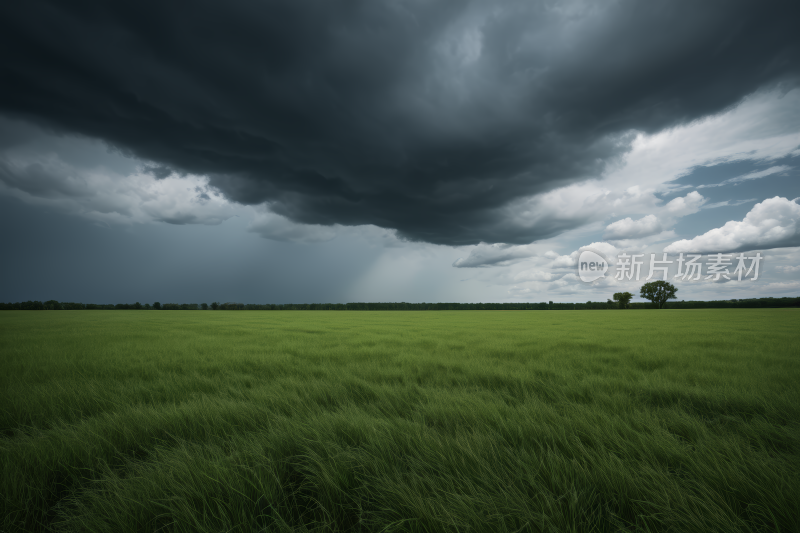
153 302 162 310
201 303 208 310
612 292 633 309
144 303 152 309
44 300 60 310
134 302 142 309
640 280 678 309
211 302 219 310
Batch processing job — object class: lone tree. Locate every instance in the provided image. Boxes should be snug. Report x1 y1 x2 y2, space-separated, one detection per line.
640 280 678 309
612 292 633 309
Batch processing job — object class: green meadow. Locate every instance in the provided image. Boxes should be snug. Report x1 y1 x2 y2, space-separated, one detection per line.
1 310 798 533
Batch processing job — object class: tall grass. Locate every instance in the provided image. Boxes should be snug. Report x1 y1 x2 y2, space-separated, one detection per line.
1 310 798 532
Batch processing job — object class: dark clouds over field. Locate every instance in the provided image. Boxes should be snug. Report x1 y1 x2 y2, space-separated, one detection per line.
2 0 798 245
2 0 800 304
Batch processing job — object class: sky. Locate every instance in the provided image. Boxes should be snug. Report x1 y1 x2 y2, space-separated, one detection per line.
1 0 799 304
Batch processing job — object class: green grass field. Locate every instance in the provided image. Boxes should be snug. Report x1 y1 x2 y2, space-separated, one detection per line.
1 310 798 533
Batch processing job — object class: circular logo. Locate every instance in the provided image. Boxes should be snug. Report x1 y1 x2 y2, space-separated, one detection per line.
578 250 608 282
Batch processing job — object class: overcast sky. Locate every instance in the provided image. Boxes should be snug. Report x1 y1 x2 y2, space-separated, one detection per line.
1 0 799 304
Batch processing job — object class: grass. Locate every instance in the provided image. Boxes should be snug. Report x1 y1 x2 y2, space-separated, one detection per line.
0 309 798 533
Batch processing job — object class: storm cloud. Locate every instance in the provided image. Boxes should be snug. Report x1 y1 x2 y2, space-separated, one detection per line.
2 0 798 245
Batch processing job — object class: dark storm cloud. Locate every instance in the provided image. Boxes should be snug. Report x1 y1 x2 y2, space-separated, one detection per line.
1 0 798 245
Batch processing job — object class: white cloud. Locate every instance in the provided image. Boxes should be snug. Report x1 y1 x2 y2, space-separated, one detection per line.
605 230 677 251
581 242 621 261
500 184 663 241
665 191 706 217
550 253 577 268
696 165 792 189
703 198 757 209
664 197 800 253
604 214 662 240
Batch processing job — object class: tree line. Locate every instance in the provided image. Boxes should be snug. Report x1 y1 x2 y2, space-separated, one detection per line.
1 297 798 311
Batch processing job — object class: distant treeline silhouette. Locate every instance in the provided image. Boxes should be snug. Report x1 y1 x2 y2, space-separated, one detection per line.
2 297 799 311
